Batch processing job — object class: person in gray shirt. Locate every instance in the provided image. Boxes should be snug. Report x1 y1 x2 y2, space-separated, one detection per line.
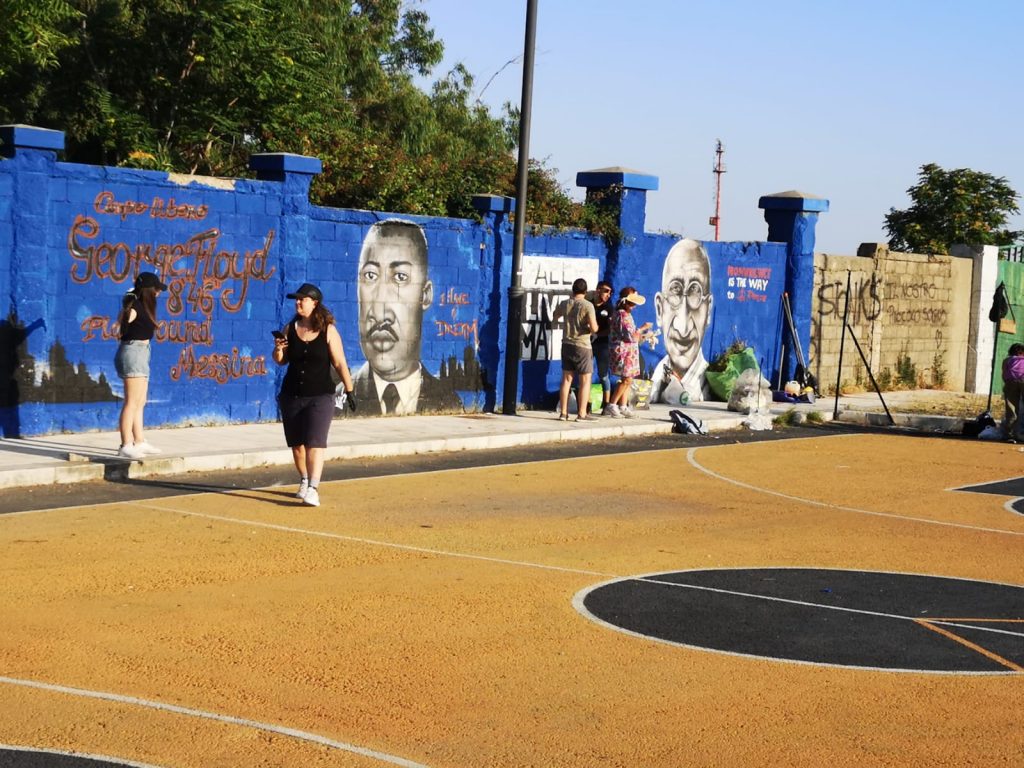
552 278 598 421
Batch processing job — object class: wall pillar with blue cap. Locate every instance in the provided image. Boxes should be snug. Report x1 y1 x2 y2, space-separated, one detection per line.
758 190 829 383
471 194 515 411
0 125 66 434
575 167 659 291
248 152 322 323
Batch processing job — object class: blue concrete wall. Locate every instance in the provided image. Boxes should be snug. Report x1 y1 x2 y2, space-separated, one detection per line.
0 126 825 436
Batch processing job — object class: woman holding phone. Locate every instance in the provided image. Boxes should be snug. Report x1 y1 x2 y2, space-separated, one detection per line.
272 282 356 507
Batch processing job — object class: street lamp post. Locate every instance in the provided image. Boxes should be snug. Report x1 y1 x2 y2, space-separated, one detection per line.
501 0 538 415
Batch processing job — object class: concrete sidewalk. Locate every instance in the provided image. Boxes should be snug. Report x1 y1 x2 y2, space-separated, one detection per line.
0 391 960 490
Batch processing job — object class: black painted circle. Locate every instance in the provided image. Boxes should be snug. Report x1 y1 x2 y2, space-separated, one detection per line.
0 749 147 767
580 568 1024 673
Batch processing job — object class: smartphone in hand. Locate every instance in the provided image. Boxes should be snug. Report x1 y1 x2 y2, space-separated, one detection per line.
271 330 285 340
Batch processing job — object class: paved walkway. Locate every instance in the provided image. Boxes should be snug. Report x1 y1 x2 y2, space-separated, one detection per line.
0 391 958 490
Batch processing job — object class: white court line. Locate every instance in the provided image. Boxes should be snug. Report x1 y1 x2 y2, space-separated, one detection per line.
130 502 611 577
572 569 1024 676
0 676 428 768
0 743 167 768
0 432 846 520
639 578 1024 638
686 447 1024 537
133 501 1024 644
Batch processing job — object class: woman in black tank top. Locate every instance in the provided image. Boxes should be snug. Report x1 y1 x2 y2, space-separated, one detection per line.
273 282 356 507
114 271 167 460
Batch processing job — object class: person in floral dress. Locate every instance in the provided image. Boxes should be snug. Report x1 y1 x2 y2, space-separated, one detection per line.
605 289 652 418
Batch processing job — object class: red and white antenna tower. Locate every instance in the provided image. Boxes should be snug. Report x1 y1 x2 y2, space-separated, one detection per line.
709 139 726 240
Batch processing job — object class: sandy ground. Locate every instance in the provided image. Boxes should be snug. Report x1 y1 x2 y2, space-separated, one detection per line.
1 432 1022 767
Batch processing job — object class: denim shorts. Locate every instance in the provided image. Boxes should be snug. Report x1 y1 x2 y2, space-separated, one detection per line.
115 341 151 378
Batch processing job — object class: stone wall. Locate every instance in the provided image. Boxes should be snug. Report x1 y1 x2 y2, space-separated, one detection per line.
810 244 975 394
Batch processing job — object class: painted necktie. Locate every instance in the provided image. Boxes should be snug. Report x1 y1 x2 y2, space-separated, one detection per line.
383 383 400 414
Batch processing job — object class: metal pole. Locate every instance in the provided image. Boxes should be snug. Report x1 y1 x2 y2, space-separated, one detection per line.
833 270 851 420
501 0 538 416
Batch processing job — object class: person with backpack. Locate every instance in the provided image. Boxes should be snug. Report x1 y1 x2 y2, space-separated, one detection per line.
1001 343 1024 442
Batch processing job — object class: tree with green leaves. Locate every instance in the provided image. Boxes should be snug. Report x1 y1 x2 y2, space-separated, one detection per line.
0 1 590 229
884 163 1021 254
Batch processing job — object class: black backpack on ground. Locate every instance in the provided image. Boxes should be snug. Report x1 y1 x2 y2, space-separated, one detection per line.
670 409 708 435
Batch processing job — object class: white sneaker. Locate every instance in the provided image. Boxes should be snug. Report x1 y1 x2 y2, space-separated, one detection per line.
118 444 145 460
295 478 309 500
620 406 636 419
303 487 320 507
603 404 622 418
135 441 162 455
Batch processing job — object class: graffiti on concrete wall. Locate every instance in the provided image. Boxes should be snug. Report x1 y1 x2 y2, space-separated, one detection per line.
520 255 599 362
816 273 883 325
883 279 947 326
70 190 274 384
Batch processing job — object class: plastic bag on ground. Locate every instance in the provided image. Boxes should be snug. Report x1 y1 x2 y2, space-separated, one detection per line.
727 368 772 414
705 346 759 401
742 411 774 431
978 424 1006 441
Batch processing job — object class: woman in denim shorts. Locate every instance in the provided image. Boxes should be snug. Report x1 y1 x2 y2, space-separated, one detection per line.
114 271 167 459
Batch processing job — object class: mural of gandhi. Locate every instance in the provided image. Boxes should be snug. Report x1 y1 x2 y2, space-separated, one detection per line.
353 219 461 415
650 238 713 404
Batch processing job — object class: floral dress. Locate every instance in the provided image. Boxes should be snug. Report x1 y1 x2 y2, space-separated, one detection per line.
610 308 640 378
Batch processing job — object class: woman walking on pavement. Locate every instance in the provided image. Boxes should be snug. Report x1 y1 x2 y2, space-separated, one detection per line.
273 283 356 506
115 271 167 459
604 288 653 418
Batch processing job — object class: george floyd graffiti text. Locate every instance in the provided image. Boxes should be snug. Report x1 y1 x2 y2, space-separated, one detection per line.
69 191 274 382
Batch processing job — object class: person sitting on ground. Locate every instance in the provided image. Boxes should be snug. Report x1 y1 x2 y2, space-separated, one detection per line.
1001 342 1024 442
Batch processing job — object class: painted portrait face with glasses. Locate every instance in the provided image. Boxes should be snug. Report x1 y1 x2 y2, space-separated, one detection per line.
655 239 713 376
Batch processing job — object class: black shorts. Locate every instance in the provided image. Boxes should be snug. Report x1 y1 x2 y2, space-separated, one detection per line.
279 393 335 448
561 342 593 375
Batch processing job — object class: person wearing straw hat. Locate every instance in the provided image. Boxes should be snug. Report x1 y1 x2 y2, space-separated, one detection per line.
604 287 653 418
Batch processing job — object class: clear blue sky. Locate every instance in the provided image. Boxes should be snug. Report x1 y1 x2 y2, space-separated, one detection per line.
417 0 1023 253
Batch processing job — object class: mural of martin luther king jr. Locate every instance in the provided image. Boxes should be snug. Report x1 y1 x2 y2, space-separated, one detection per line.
354 219 461 415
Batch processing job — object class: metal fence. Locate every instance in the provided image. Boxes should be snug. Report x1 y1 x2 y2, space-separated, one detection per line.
999 243 1024 262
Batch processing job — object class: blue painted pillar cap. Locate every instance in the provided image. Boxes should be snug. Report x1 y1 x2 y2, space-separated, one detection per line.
0 124 65 157
576 167 659 191
471 194 516 214
249 152 322 180
576 167 658 240
758 190 829 213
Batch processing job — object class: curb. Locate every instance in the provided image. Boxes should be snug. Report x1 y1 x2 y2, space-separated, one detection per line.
834 410 964 432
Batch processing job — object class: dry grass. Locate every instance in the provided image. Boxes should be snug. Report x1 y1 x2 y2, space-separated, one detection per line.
854 391 1004 421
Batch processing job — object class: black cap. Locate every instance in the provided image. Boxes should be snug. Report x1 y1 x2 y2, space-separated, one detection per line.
135 271 168 291
286 282 323 301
